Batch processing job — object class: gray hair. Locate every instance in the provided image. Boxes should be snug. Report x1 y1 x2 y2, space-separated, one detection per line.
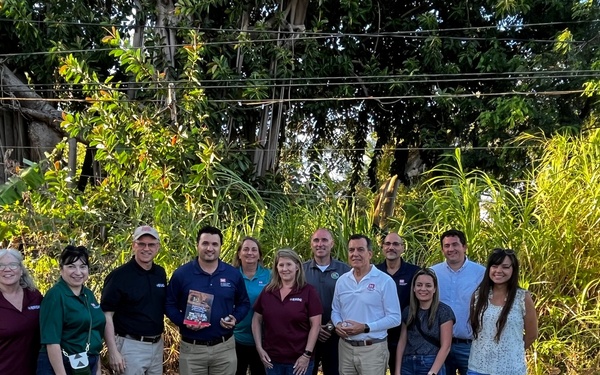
0 249 37 290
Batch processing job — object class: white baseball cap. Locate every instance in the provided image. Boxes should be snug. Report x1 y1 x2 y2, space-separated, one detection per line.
133 225 160 241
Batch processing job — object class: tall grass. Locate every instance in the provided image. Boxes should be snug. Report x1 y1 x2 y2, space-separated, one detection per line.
2 131 600 373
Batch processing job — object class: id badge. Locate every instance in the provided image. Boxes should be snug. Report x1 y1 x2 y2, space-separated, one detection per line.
67 352 89 369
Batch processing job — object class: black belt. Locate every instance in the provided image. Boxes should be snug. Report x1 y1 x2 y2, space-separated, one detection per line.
182 333 233 346
452 338 472 344
121 334 162 344
344 337 386 346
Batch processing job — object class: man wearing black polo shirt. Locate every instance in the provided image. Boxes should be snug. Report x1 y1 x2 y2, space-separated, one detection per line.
166 225 251 375
101 225 167 375
375 232 420 374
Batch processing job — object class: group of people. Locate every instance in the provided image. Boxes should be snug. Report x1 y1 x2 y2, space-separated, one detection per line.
0 226 538 375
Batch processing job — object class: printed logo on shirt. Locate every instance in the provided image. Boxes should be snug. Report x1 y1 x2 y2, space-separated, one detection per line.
91 303 101 309
398 279 407 286
28 305 41 310
220 278 231 287
156 283 166 288
367 283 375 291
258 280 266 286
289 297 303 302
331 272 340 280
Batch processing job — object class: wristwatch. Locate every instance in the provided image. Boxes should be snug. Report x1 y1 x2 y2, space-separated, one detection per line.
364 324 370 333
303 350 313 357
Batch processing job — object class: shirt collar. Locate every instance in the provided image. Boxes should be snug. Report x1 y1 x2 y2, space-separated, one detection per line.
444 257 470 273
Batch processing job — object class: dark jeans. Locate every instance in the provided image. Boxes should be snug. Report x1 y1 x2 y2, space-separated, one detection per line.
36 352 99 375
266 361 315 375
235 341 266 375
445 342 471 375
401 355 445 375
311 334 340 375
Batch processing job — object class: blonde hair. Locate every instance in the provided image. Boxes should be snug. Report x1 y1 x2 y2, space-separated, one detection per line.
265 248 306 291
0 249 37 290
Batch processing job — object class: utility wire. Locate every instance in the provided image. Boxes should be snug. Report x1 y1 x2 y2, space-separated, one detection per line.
0 89 587 105
5 71 599 92
4 70 598 89
0 145 546 153
0 33 585 59
1 17 598 35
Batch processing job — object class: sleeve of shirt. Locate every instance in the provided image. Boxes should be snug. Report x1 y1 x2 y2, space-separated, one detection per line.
440 303 456 324
307 285 323 317
39 288 63 345
100 272 121 312
165 270 185 327
368 277 401 332
401 306 409 325
331 279 342 325
232 272 251 323
253 290 265 315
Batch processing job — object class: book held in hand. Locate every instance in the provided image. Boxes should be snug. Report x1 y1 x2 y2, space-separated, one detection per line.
183 290 214 327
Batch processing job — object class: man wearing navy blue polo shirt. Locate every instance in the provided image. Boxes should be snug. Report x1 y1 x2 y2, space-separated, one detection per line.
375 232 419 374
166 226 251 375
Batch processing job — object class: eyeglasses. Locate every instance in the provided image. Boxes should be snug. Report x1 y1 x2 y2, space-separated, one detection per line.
493 248 515 255
383 241 405 247
0 262 20 271
414 267 438 281
135 241 159 250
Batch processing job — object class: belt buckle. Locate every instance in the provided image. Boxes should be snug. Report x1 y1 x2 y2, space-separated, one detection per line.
142 335 160 343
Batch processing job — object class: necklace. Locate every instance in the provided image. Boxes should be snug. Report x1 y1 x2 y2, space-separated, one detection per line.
489 289 507 306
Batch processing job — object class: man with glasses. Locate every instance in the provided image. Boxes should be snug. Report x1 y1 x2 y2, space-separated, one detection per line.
375 232 420 373
101 225 167 375
431 229 485 375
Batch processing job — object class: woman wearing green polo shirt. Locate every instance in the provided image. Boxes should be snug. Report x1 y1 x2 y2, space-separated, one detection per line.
37 245 106 375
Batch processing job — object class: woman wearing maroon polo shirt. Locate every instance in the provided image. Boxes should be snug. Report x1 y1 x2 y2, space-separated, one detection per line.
252 249 322 375
0 249 43 375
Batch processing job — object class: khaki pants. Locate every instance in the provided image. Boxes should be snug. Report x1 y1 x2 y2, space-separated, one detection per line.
116 336 164 375
338 340 389 375
179 336 237 375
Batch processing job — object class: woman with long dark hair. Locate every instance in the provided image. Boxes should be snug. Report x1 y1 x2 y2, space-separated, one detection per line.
467 249 538 375
395 268 454 375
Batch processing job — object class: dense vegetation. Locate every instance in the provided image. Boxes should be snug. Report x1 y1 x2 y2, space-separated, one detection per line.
2 129 600 374
1 0 600 373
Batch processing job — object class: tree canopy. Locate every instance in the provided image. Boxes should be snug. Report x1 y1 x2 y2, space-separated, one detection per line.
1 0 599 191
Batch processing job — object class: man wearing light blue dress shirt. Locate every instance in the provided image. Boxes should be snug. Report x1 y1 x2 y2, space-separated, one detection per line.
431 229 485 375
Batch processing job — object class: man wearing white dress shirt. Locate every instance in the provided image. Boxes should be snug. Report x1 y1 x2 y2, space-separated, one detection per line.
331 234 401 375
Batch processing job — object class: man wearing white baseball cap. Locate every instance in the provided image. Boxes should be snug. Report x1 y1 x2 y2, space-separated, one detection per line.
101 225 168 375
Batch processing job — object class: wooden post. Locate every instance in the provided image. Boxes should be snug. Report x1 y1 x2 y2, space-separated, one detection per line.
68 138 77 187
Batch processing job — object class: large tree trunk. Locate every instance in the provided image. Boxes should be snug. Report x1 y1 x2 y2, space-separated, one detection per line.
0 65 64 158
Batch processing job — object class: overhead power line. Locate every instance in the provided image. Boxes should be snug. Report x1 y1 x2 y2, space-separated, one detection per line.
0 32 584 59
3 69 598 90
3 70 600 93
1 17 598 35
0 89 586 105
